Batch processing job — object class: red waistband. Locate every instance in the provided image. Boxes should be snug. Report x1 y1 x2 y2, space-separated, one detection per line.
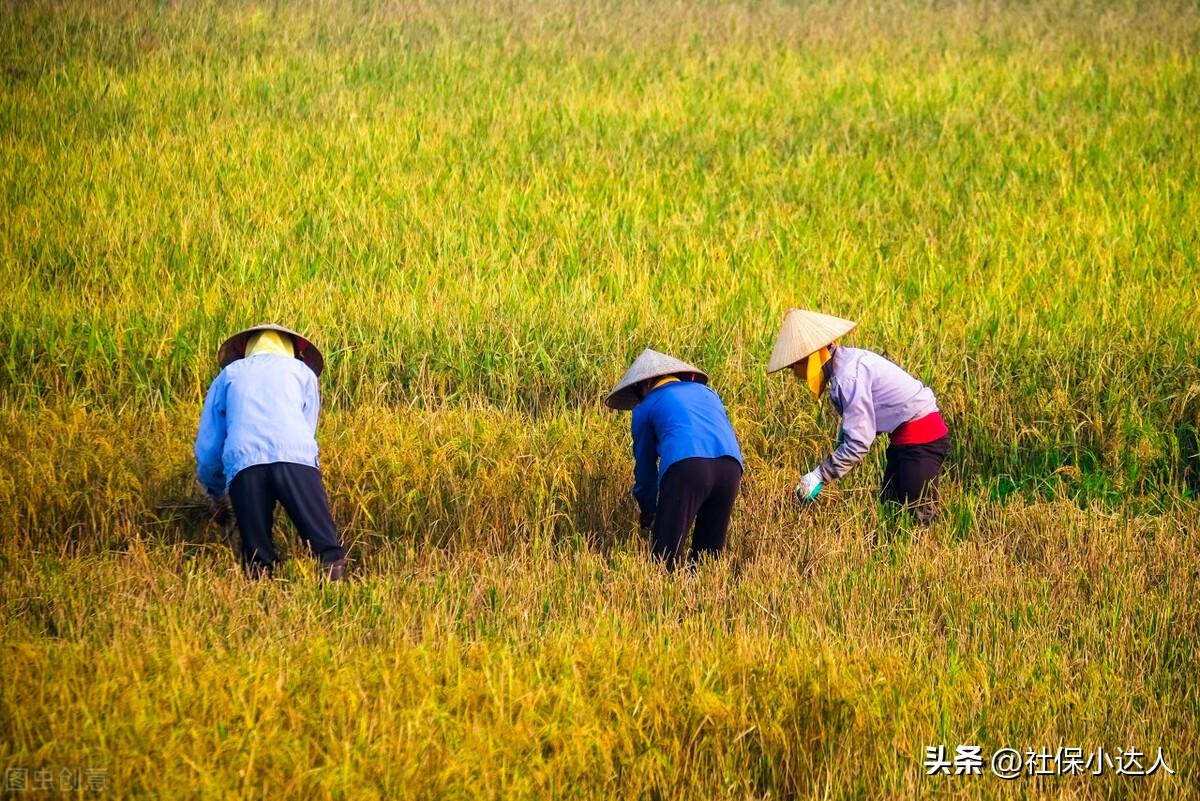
890 411 948 446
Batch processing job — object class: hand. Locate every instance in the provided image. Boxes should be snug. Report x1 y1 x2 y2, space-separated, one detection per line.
639 512 655 536
209 494 233 525
794 469 824 504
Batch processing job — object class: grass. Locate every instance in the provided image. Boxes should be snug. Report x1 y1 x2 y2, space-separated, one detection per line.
2 0 1199 797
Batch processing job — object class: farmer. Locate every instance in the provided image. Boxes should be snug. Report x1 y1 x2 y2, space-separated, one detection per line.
767 309 950 524
605 349 744 569
195 324 347 580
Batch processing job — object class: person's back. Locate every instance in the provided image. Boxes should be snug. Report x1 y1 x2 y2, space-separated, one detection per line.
220 355 319 479
826 346 937 436
634 380 742 482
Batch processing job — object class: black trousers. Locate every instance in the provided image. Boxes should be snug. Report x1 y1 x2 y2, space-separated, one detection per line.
881 434 951 524
228 462 345 572
652 456 742 570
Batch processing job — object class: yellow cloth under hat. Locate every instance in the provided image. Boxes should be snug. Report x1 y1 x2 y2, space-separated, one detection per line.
245 329 295 359
652 376 681 390
805 346 832 400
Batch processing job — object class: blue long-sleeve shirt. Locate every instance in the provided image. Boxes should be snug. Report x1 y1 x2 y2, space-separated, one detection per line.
194 354 322 497
630 380 743 515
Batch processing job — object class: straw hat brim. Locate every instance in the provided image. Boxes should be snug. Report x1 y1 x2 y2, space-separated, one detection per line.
217 324 324 377
605 348 708 410
767 309 857 373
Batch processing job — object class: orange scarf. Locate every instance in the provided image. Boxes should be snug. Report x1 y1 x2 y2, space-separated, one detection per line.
806 346 832 400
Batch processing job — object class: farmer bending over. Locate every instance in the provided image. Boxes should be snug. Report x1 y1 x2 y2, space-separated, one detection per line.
768 309 950 524
605 349 744 570
195 324 347 580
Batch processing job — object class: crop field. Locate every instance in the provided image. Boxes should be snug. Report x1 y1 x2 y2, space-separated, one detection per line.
2 0 1199 797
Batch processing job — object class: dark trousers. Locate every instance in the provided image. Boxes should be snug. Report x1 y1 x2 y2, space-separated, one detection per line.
881 434 951 524
228 462 345 572
652 456 742 570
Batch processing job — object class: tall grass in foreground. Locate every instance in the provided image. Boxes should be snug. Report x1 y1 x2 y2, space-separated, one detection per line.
3 502 1198 798
2 0 1199 797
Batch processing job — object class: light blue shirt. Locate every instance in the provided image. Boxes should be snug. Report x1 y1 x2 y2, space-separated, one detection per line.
194 354 321 497
819 347 939 481
631 380 743 515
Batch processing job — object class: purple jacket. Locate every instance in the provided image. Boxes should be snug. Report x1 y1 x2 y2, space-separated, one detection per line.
818 347 939 481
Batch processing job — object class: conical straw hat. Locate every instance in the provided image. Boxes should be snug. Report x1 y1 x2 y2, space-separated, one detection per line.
217 323 325 377
605 348 708 410
766 309 857 373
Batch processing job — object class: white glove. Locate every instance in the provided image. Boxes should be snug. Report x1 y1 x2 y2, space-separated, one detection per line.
795 469 824 503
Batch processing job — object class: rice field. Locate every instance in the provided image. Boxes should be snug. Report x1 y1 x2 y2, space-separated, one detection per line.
2 0 1198 797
